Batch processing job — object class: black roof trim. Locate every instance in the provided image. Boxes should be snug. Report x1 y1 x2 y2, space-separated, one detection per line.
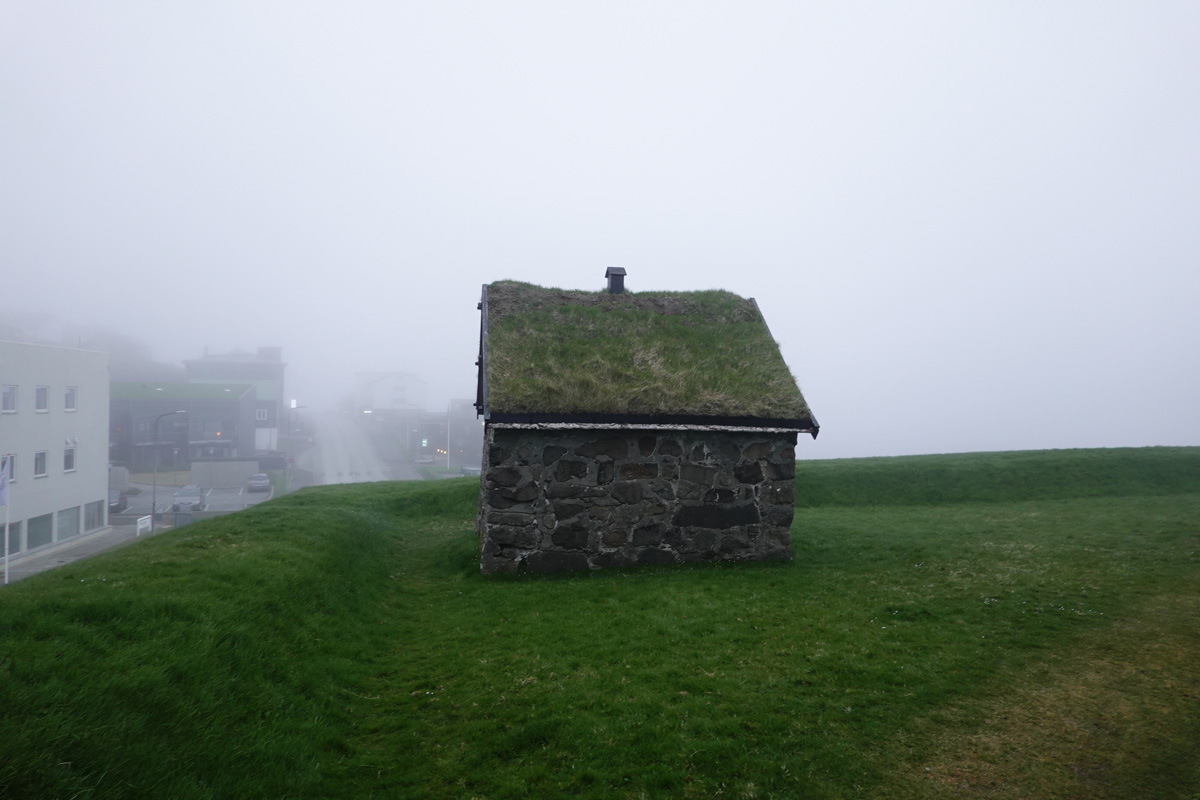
486 410 819 435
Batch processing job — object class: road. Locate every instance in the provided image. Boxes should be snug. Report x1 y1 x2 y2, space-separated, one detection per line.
305 412 421 485
118 482 274 520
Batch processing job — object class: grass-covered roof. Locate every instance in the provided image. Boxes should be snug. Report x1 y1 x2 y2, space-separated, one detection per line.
482 280 814 423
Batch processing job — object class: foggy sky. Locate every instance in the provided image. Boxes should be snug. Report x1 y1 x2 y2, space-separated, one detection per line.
2 2 1198 459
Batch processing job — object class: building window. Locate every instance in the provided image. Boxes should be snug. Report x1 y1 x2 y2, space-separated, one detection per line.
196 421 225 439
65 386 77 411
64 448 76 472
84 500 105 531
1 385 15 412
34 451 47 477
36 386 49 411
58 506 81 540
28 513 52 549
2 454 15 482
4 520 22 554
256 408 268 421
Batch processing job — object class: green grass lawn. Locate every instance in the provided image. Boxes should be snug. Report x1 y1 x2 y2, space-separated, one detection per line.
2 447 1198 799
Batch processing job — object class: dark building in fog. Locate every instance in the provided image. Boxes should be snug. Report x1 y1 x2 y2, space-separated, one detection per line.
109 382 256 472
183 347 285 453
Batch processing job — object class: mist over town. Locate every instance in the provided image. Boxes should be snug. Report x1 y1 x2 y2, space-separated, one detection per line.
3 3 1198 463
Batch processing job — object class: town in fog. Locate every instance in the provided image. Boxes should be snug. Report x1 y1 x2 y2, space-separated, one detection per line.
1 1 1197 541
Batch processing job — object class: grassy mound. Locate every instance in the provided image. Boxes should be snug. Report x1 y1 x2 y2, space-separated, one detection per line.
797 446 1200 507
1 449 1197 798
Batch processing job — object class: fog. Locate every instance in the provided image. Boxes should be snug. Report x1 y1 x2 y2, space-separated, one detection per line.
3 2 1198 459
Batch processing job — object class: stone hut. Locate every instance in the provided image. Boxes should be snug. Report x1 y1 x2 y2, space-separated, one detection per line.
474 271 819 574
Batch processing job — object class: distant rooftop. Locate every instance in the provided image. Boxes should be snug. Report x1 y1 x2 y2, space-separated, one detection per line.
184 346 284 365
480 280 816 428
111 382 254 401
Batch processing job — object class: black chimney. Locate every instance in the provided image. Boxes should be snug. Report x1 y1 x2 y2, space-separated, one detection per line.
605 266 627 294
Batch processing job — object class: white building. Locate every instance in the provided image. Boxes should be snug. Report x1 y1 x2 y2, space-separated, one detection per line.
353 372 427 414
1 341 110 560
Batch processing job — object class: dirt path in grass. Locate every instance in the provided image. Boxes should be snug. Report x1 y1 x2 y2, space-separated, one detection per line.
888 592 1200 799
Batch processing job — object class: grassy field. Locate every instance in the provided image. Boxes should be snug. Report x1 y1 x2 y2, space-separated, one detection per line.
1 447 1197 798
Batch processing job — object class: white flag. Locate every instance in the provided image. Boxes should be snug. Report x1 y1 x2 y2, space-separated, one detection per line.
0 456 9 507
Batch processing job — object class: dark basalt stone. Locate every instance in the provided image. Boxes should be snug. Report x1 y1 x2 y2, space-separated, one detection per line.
672 503 760 529
481 428 798 574
734 462 764 484
551 525 589 550
524 550 591 573
636 548 677 565
576 437 628 460
488 467 523 487
555 459 588 481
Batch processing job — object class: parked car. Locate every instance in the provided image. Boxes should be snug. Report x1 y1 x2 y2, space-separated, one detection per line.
108 489 128 514
172 485 207 512
247 473 271 493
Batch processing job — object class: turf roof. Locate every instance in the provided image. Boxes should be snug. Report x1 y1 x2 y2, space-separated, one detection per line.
482 280 814 423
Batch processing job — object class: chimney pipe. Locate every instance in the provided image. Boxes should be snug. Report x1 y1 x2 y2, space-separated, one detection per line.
605 266 627 294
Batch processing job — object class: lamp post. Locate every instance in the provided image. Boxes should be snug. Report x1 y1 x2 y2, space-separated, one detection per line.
151 410 185 535
287 404 307 435
284 404 306 493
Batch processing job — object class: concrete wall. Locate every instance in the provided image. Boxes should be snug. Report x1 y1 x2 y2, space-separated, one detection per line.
478 427 797 574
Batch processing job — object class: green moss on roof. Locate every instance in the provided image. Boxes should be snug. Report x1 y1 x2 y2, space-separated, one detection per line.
484 281 812 420
111 382 253 401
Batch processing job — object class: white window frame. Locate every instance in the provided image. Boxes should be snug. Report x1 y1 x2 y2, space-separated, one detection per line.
1 385 15 413
34 450 48 477
35 385 49 412
2 454 14 482
64 447 76 472
256 408 268 421
65 386 77 412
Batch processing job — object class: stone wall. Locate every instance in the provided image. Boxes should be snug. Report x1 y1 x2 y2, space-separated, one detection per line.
478 427 798 574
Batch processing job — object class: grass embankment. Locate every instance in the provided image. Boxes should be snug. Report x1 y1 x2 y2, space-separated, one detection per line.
1 447 1197 798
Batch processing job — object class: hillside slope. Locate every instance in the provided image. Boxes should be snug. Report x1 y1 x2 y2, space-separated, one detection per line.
1 448 1197 799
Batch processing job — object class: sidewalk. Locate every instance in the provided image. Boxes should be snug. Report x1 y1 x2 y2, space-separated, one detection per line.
2 523 170 586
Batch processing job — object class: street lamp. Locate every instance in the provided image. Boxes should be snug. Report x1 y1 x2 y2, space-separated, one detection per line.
288 404 307 435
283 404 307 493
151 410 185 535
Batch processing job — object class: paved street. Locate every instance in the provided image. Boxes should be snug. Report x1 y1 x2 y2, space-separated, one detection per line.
1 523 164 585
114 480 274 521
304 412 421 485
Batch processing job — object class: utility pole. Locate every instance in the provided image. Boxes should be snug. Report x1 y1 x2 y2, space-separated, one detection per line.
151 410 185 535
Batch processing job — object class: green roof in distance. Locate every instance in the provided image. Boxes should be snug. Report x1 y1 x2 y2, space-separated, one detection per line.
111 382 254 401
